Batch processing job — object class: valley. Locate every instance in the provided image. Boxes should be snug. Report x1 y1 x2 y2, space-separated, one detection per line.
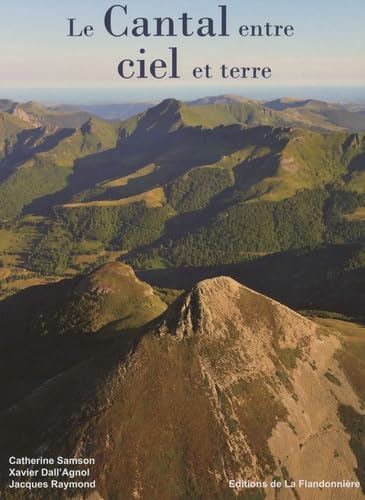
1 95 364 316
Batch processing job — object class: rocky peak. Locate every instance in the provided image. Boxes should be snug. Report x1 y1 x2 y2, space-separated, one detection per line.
75 262 145 297
158 275 314 347
9 103 42 127
342 133 364 152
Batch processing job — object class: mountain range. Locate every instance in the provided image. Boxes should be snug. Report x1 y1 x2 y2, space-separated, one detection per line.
2 93 365 131
0 94 364 319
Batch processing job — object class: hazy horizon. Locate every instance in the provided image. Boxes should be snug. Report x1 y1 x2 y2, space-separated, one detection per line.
1 85 365 106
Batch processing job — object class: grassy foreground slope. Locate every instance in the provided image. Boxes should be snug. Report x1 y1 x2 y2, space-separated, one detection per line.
0 274 364 499
0 262 167 409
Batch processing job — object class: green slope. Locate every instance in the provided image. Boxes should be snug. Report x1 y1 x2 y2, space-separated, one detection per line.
0 111 34 159
0 118 119 220
6 100 93 128
0 261 167 408
266 97 365 132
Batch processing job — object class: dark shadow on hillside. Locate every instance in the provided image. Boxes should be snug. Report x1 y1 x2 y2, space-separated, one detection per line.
25 123 288 215
24 147 124 213
0 127 76 183
137 244 365 320
0 325 146 484
0 273 156 411
347 152 365 174
266 99 316 111
97 124 287 202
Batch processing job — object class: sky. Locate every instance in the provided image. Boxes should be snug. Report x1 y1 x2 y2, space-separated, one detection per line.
0 0 364 102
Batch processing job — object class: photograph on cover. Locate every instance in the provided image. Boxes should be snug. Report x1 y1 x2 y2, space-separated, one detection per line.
0 1 364 499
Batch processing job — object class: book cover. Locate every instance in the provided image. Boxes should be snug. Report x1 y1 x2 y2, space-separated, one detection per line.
0 1 364 499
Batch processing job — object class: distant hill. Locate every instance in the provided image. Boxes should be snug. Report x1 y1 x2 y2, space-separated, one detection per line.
6 93 362 132
71 94 365 133
0 100 92 128
0 274 364 498
187 95 365 132
265 97 365 131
